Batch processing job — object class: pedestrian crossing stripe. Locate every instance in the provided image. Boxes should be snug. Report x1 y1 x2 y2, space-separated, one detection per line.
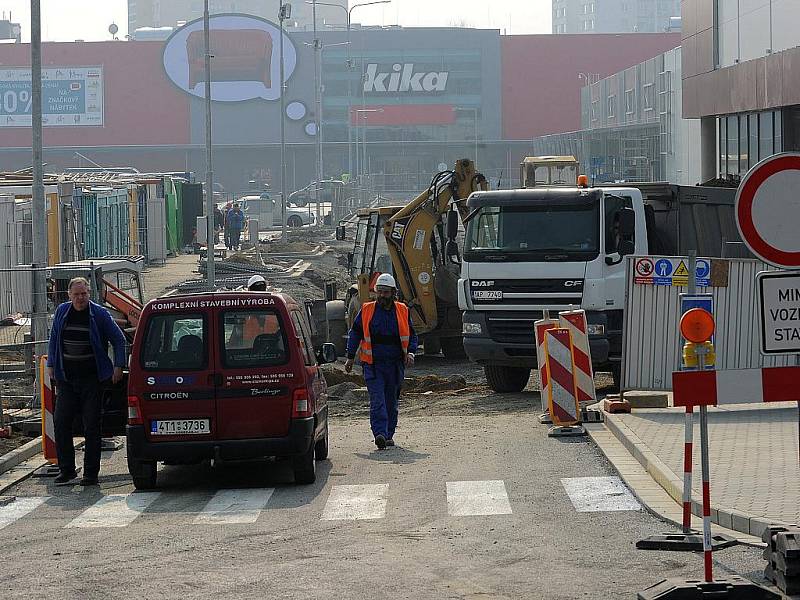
1 477 628 530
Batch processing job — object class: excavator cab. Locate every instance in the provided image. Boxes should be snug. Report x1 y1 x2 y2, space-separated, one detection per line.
520 156 579 188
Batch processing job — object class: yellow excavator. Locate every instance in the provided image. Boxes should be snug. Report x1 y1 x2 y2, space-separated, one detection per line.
332 159 488 357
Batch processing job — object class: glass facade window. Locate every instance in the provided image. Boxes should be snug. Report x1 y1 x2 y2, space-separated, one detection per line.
718 109 787 179
739 115 748 174
719 117 726 176
775 110 783 153
749 113 759 168
759 111 774 160
726 115 738 177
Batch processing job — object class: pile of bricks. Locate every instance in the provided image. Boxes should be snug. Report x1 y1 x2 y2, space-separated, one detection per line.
763 525 800 595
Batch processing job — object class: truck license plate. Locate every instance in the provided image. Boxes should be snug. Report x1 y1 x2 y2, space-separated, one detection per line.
151 419 210 436
472 290 502 300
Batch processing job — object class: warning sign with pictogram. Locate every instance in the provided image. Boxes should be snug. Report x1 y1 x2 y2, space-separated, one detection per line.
635 256 714 287
634 258 654 284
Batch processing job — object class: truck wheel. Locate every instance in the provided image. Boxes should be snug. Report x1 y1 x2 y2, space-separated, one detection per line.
128 457 157 490
441 337 466 359
423 337 441 355
288 215 303 227
314 421 329 461
484 365 531 393
293 440 317 484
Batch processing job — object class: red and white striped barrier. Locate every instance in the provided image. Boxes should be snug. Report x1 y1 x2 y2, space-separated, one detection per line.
558 310 596 403
682 405 694 531
534 318 558 415
673 366 800 407
544 328 581 426
39 355 57 464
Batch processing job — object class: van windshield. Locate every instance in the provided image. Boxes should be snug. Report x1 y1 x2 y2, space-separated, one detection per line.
140 314 206 371
221 309 288 368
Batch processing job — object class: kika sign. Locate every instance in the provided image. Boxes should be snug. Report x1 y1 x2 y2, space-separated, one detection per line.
756 271 800 354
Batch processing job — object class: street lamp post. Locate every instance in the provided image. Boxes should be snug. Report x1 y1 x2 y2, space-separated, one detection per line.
353 108 384 182
278 1 291 242
310 1 390 178
203 0 215 289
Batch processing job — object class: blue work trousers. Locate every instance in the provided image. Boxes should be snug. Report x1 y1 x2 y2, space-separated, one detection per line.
363 361 403 440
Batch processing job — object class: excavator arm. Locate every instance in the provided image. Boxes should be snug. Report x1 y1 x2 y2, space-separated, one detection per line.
382 159 488 334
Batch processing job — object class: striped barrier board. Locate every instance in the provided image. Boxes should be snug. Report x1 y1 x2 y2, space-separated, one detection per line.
673 366 800 407
39 355 57 464
534 319 558 416
558 310 596 403
544 328 581 427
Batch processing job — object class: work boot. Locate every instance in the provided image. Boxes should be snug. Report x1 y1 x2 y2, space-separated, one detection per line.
375 435 387 450
385 439 395 447
54 472 77 486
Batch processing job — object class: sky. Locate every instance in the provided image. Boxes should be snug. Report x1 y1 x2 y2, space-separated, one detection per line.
1 0 551 42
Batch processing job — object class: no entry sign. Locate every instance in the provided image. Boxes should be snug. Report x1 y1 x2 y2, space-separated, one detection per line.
736 153 800 269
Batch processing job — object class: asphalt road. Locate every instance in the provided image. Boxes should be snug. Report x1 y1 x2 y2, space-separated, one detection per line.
0 412 767 600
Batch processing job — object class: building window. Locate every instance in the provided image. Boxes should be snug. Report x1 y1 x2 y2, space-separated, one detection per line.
607 95 616 118
739 115 748 175
591 100 599 122
749 113 759 168
625 89 635 115
775 110 783 153
759 111 774 160
719 117 727 177
726 115 738 177
642 84 654 111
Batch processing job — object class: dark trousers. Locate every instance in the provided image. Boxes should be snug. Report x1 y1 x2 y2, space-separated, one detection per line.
230 228 242 249
54 376 104 478
363 361 403 439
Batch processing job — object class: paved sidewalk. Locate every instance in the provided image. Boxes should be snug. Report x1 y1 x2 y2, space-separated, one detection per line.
600 402 799 537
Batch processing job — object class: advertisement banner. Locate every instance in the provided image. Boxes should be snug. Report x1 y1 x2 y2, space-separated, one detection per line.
0 66 103 127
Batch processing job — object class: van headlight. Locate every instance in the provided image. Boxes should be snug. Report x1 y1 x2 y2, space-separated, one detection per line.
587 324 605 336
463 322 482 335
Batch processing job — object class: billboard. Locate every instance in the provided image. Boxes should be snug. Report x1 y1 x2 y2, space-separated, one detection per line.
162 14 297 102
0 66 104 127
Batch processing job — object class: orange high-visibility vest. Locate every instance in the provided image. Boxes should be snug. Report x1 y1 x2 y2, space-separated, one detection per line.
244 314 280 340
358 301 410 365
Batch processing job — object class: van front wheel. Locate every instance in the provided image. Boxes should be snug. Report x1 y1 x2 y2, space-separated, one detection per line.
293 440 317 484
128 457 157 490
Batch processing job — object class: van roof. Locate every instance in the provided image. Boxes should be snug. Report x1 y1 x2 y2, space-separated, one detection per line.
143 291 299 311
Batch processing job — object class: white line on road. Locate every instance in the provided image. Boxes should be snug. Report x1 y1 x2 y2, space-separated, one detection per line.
0 497 48 530
194 488 275 524
446 480 513 516
321 484 389 521
561 476 641 512
66 492 161 528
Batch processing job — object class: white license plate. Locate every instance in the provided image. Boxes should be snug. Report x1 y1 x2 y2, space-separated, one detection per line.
151 419 210 436
472 290 503 300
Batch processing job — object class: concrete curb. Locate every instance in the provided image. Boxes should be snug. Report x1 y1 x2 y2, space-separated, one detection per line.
603 413 796 538
0 437 43 475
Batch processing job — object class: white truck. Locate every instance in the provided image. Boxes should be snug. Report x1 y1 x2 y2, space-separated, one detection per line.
457 159 741 392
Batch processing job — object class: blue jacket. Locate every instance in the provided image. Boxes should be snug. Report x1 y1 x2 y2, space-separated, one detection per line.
227 209 245 230
46 301 127 382
346 302 418 363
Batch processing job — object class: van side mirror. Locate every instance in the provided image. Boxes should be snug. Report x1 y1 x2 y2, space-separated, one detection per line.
335 225 346 241
618 239 635 256
317 342 337 364
618 208 636 238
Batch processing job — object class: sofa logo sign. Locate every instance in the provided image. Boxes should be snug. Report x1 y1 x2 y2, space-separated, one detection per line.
162 13 297 102
363 63 449 94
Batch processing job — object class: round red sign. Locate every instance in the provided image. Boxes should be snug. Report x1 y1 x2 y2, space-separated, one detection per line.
736 153 800 268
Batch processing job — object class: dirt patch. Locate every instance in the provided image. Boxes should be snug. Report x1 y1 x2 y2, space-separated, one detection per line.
0 431 35 456
404 374 467 394
321 365 363 387
260 241 318 254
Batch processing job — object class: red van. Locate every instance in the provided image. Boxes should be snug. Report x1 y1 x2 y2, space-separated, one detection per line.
126 292 336 489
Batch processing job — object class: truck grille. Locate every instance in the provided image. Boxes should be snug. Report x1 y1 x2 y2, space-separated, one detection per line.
470 279 584 307
486 312 544 344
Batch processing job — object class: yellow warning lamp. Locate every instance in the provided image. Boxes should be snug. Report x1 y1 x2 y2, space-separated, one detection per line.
680 308 716 369
577 174 589 188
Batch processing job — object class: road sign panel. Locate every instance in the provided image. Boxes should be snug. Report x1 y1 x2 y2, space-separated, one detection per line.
756 270 800 354
736 152 800 269
696 259 710 279
655 259 673 278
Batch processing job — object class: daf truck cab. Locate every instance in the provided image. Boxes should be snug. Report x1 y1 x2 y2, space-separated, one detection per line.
458 185 646 392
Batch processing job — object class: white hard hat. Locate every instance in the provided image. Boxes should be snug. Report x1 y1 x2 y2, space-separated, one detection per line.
375 273 397 289
247 274 267 290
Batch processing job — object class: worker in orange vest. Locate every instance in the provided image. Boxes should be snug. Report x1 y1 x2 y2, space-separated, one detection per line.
244 275 279 339
345 273 418 450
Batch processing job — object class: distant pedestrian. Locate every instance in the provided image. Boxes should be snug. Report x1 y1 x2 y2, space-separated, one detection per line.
227 203 245 251
213 206 224 244
345 273 417 450
46 277 126 486
223 201 233 249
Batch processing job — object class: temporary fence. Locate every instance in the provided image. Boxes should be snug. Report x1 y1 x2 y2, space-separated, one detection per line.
622 256 794 391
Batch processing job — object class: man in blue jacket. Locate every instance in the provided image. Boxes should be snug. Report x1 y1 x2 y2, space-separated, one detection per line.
226 203 246 251
46 277 126 486
345 274 418 450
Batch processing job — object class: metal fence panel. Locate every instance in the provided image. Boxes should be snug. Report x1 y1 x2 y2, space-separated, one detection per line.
622 256 793 391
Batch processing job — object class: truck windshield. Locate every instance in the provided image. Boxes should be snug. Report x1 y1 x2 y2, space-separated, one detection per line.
464 203 600 261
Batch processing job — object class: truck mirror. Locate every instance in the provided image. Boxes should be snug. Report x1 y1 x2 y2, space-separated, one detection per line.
335 225 346 241
619 239 635 256
618 208 636 238
317 342 337 364
446 209 459 241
